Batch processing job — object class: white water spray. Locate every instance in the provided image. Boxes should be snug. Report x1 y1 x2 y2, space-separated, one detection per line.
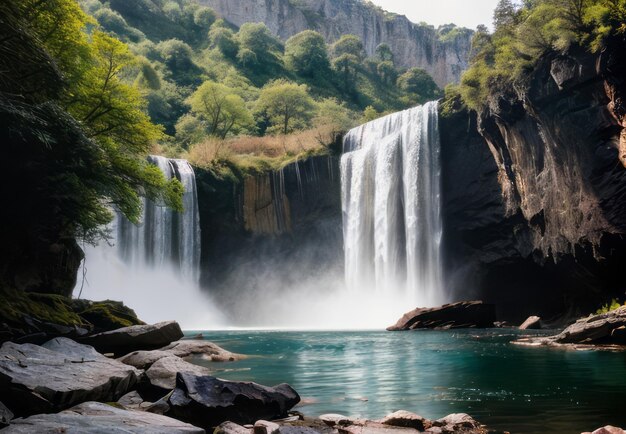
341 102 444 309
77 156 225 330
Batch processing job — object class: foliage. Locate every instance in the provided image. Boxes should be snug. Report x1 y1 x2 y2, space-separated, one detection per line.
595 299 624 314
459 0 626 110
237 22 284 71
256 80 315 134
398 68 441 102
188 81 254 139
285 30 330 76
331 34 366 60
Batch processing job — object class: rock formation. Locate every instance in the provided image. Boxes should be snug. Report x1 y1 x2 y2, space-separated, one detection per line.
440 38 626 321
197 0 472 87
387 301 496 331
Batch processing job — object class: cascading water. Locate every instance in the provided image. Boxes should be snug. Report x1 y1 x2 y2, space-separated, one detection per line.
77 156 224 329
341 101 444 308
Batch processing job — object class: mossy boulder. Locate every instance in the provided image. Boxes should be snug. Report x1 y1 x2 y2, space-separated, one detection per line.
74 300 144 333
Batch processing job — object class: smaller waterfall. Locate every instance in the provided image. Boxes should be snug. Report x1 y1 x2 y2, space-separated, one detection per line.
116 156 201 282
341 102 443 308
77 156 224 329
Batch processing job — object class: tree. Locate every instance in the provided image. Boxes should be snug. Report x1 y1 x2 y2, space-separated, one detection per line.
193 6 216 31
156 39 195 73
188 81 254 139
362 106 380 123
175 114 206 148
377 61 397 84
331 34 365 60
209 24 239 58
10 0 182 237
236 22 283 69
398 68 440 101
285 30 330 76
332 54 360 90
375 43 394 62
256 80 315 135
493 0 518 29
313 98 355 152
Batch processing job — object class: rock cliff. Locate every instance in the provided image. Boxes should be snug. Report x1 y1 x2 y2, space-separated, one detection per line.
441 37 626 321
197 0 472 87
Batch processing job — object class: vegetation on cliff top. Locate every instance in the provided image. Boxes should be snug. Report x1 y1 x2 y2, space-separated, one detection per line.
80 0 445 170
457 0 626 110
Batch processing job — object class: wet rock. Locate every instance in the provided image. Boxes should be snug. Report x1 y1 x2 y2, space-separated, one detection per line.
582 427 626 434
80 321 184 356
0 338 140 416
160 339 244 362
117 390 145 410
2 401 205 433
254 420 281 434
388 301 496 331
514 306 626 348
379 410 430 430
434 413 480 429
0 401 13 427
167 373 300 429
215 421 252 434
320 414 354 427
118 349 174 369
519 316 541 330
145 355 212 394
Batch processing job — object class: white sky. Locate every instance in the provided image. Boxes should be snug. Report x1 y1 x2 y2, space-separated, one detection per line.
368 0 501 30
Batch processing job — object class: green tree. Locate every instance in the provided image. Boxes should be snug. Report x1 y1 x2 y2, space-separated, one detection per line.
493 0 519 29
398 68 440 101
209 24 239 58
285 30 330 76
375 43 394 62
175 114 206 148
362 106 380 123
256 80 315 135
236 22 283 69
332 54 360 90
377 61 397 84
193 6 216 31
13 0 183 233
188 81 254 139
331 34 365 60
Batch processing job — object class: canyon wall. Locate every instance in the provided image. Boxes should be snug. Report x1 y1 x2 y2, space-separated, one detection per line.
441 38 626 321
197 0 473 87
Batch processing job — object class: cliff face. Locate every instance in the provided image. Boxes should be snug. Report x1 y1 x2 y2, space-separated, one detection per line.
441 38 626 321
195 155 343 319
197 0 472 87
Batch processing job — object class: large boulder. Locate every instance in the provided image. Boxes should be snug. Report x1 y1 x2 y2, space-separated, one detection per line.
167 373 300 429
144 356 213 397
2 401 205 433
80 321 183 356
514 306 626 348
387 301 496 331
160 339 243 362
0 338 140 416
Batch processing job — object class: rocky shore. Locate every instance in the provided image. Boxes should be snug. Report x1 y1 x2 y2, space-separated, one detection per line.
0 320 504 433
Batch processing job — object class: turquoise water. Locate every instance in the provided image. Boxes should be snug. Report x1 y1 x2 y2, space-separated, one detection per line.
187 330 626 434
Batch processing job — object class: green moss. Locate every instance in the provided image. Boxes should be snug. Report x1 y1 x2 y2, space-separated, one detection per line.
595 299 624 315
0 287 86 327
77 300 144 331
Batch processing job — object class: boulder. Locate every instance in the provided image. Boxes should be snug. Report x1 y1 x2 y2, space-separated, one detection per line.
2 401 205 433
338 422 423 434
216 421 253 434
379 410 430 431
160 339 243 362
254 420 281 434
73 299 144 333
118 340 243 370
167 373 300 429
581 427 626 434
514 306 626 348
434 413 480 429
0 338 140 416
320 414 354 427
80 321 184 356
0 401 13 428
387 301 496 331
144 355 212 395
117 390 146 411
519 316 542 330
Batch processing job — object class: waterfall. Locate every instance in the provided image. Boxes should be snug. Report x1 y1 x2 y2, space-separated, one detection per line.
341 101 443 307
77 156 225 329
116 156 201 282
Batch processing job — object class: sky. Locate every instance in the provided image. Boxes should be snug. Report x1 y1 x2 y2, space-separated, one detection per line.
368 0 501 30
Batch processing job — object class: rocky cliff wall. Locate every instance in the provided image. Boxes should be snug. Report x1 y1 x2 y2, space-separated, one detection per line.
195 155 343 318
197 0 472 87
441 38 626 321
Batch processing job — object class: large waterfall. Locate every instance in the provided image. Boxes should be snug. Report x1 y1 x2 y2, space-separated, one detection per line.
77 156 224 329
341 102 443 308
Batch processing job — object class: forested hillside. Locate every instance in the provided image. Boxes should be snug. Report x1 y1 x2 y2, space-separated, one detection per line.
81 0 443 172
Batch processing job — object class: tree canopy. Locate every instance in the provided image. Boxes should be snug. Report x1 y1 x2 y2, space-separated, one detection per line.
285 30 330 77
256 80 316 135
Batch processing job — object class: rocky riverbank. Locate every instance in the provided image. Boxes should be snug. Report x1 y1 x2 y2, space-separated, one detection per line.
0 320 506 433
